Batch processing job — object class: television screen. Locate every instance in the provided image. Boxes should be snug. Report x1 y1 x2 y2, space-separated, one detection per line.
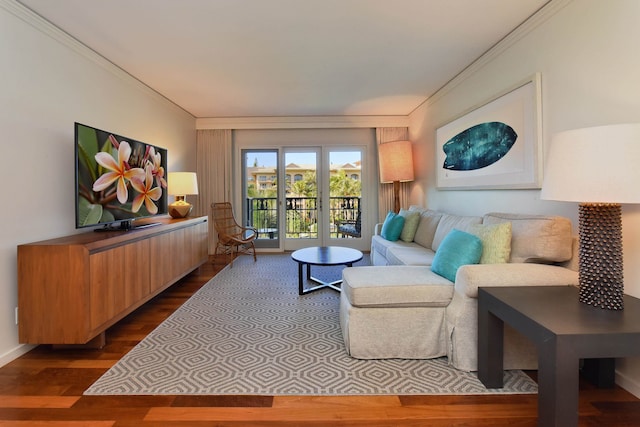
75 122 168 229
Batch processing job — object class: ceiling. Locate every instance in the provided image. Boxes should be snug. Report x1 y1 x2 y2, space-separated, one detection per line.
18 0 549 118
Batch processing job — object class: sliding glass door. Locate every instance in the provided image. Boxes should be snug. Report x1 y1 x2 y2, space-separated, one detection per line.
240 143 369 252
283 148 364 250
242 150 280 249
327 150 362 245
283 148 320 250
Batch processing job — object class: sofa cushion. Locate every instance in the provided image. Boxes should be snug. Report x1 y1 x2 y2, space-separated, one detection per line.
380 211 405 241
431 213 483 251
483 213 573 263
408 205 428 214
468 222 512 264
413 210 443 248
386 246 435 266
342 266 454 308
371 235 419 264
431 229 483 281
399 209 421 242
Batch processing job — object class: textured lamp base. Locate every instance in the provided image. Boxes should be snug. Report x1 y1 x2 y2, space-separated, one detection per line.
578 203 624 310
169 201 192 219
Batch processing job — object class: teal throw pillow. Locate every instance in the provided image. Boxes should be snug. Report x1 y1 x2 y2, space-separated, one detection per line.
399 209 421 242
380 211 405 241
431 229 483 282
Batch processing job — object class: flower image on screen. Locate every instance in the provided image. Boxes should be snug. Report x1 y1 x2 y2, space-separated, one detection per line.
75 123 168 228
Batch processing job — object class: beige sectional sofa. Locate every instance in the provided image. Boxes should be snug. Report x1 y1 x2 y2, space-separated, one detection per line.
339 206 579 371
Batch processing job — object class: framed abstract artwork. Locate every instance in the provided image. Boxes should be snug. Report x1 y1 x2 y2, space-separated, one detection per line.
435 73 542 190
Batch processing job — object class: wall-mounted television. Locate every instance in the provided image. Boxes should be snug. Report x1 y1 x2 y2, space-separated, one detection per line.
75 122 168 231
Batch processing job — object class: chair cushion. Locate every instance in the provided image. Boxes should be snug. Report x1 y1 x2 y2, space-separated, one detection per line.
342 266 454 308
338 223 359 235
431 229 482 282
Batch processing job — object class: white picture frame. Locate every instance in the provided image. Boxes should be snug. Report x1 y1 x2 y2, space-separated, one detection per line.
435 73 542 190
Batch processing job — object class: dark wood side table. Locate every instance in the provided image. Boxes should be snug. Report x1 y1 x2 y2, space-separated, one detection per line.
478 285 640 427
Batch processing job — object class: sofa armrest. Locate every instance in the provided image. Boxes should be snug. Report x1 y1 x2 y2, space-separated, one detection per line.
454 263 579 299
374 223 383 235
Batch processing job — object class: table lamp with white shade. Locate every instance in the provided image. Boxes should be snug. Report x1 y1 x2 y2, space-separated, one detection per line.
168 172 199 219
541 123 640 310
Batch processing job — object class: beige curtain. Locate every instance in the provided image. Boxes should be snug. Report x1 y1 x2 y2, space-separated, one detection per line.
195 129 232 254
376 127 411 222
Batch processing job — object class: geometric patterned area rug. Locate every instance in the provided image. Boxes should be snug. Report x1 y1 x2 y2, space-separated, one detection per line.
85 254 538 396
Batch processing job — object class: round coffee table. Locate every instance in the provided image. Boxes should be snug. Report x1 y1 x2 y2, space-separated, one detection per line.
291 246 363 295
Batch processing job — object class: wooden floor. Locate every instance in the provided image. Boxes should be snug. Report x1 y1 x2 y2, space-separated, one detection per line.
2 256 640 426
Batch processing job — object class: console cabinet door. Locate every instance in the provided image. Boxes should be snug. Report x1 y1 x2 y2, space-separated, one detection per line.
171 226 189 279
189 221 209 269
149 232 173 293
17 245 89 344
89 239 150 331
148 222 208 293
171 221 208 280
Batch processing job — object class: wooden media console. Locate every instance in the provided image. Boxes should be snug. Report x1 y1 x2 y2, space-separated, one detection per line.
17 216 208 346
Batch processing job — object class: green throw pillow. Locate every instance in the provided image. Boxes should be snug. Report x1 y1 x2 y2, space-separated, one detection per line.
380 211 405 241
468 222 512 264
431 229 482 282
399 209 421 242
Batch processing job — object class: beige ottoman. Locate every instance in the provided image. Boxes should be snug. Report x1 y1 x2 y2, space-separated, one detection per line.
340 266 454 359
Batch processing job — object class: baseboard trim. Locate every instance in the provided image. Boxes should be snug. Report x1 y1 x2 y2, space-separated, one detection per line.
0 343 36 368
617 369 640 399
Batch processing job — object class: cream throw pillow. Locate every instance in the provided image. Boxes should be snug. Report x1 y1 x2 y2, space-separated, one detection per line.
413 210 443 248
398 209 420 242
482 213 573 263
468 222 512 264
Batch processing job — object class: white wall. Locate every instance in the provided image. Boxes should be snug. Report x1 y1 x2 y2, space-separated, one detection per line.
0 2 196 364
409 0 640 396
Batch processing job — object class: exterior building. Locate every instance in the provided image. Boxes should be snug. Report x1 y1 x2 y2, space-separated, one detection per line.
247 162 361 194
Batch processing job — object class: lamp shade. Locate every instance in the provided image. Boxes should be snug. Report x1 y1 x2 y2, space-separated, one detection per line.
168 172 199 196
379 140 414 183
541 124 640 204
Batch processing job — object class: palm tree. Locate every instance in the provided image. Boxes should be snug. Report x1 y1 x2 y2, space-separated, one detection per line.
290 171 317 196
330 170 361 197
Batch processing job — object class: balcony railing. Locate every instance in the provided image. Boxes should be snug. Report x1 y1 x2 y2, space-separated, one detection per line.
246 197 360 239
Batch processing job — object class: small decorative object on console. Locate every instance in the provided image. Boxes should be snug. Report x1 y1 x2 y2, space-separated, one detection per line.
168 172 199 218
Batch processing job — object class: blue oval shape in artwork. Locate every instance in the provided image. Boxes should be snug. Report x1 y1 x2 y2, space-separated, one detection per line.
442 122 517 171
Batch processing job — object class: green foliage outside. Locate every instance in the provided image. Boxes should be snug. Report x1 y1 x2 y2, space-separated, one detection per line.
249 169 360 198
330 170 361 197
248 168 360 238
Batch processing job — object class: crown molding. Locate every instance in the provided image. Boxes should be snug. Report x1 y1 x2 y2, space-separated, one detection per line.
5 0 566 126
2 0 194 117
412 0 574 113
196 115 410 130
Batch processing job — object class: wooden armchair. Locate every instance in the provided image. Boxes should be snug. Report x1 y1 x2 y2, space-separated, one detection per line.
211 202 257 266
